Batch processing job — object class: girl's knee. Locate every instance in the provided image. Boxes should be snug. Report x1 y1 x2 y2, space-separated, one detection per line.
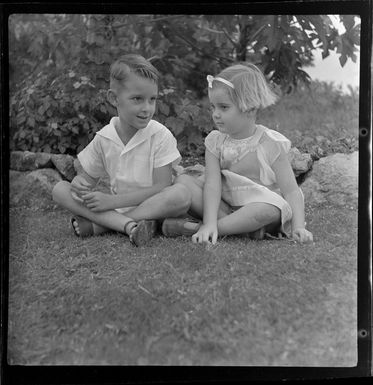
253 204 281 224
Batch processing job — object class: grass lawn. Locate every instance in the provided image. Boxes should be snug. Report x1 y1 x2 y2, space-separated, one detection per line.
7 200 357 366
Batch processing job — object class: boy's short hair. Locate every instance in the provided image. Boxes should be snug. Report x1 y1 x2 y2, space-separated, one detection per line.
110 54 160 90
215 63 278 112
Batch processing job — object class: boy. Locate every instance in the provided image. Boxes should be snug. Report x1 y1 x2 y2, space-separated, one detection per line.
53 54 191 246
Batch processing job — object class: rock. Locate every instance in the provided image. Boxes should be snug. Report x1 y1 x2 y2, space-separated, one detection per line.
51 154 76 181
288 147 314 177
301 152 358 207
10 151 54 171
174 149 314 180
35 152 53 168
9 168 62 209
10 151 37 171
308 145 327 161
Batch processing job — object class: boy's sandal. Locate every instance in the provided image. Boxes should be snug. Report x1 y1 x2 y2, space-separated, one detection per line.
129 219 158 247
161 218 201 237
71 216 94 237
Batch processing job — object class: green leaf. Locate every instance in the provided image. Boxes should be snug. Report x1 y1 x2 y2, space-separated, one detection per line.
72 126 79 134
27 116 35 127
158 102 170 116
58 144 66 153
339 54 347 67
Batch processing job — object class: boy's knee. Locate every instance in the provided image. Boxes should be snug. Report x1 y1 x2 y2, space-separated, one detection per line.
166 183 192 212
174 173 194 186
52 180 71 204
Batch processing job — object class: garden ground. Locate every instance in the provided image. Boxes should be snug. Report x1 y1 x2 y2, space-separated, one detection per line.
8 199 357 366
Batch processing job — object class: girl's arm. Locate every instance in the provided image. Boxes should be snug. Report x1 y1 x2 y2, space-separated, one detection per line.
271 151 313 243
82 163 173 211
192 149 222 244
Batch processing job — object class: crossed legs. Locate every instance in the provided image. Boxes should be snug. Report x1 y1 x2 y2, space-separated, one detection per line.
52 181 192 237
175 174 281 236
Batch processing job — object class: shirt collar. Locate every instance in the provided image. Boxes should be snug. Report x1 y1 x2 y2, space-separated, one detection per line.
97 117 162 152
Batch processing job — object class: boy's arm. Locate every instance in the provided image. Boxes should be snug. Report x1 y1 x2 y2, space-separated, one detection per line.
82 163 173 211
114 163 173 207
71 159 100 198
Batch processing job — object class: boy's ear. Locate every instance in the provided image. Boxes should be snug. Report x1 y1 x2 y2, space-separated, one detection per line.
107 89 117 106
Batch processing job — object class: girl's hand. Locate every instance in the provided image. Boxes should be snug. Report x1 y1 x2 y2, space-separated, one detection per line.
192 223 218 245
81 191 114 212
292 228 314 243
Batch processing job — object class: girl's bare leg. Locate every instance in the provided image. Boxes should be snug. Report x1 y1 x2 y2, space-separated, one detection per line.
175 174 281 235
216 203 281 235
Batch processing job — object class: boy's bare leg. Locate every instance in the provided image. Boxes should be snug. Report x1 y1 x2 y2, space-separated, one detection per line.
53 181 193 235
172 174 232 232
52 181 134 235
124 183 192 221
175 174 231 218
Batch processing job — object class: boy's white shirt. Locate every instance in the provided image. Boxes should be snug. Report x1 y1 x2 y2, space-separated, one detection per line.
78 117 181 212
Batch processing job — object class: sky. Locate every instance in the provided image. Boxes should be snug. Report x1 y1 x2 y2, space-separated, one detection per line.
303 15 360 93
306 50 360 92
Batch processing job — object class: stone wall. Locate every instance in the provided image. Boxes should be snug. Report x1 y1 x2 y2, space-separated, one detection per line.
9 149 358 210
10 148 315 183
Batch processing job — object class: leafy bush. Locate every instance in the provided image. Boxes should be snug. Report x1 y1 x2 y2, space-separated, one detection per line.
8 14 360 157
10 69 115 154
9 67 214 155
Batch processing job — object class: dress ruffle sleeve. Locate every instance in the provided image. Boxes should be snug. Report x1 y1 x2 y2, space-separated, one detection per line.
257 129 291 186
204 130 224 159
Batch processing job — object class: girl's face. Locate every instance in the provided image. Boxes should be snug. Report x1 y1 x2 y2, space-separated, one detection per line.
208 87 252 139
111 72 158 132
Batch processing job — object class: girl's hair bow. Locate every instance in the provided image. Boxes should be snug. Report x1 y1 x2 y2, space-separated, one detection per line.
207 75 235 89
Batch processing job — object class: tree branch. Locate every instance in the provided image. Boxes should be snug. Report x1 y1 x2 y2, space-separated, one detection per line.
112 15 183 30
168 24 234 65
222 28 239 49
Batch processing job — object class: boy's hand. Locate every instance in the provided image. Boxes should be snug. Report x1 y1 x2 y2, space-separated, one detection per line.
292 228 313 243
81 191 114 212
192 223 218 245
71 175 92 197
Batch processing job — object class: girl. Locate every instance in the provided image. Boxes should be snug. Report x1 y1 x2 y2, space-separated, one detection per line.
162 63 313 244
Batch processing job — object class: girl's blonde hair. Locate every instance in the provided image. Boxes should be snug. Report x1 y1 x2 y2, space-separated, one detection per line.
110 54 160 90
213 63 278 112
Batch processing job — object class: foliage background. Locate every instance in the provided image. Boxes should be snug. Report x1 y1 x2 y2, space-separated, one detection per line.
8 14 360 157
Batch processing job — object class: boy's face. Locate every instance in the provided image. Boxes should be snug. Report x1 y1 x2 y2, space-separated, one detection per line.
110 72 158 131
208 87 249 139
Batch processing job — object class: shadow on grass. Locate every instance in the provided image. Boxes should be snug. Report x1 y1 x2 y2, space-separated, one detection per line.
8 203 357 366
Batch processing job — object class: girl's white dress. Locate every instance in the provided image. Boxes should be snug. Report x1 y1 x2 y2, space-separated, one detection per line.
201 124 294 236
